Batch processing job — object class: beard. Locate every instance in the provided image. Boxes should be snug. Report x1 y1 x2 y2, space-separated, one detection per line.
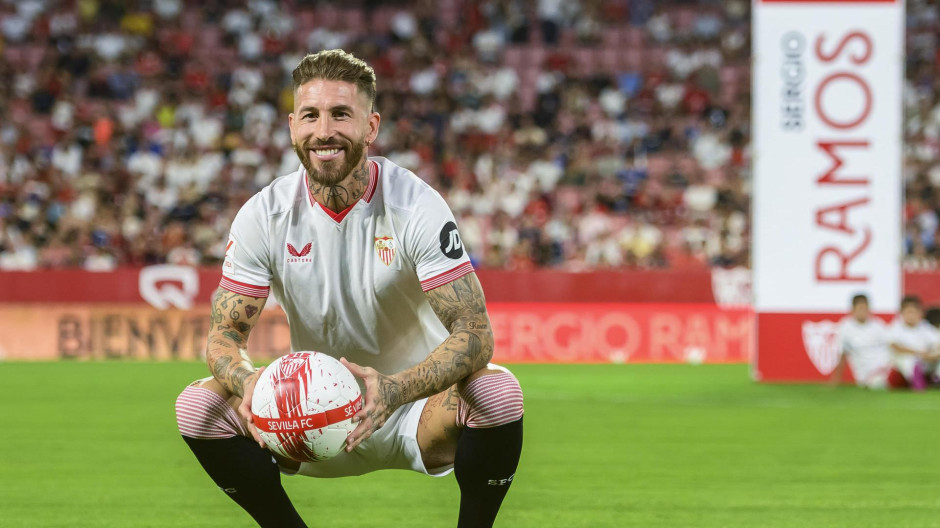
293 135 368 187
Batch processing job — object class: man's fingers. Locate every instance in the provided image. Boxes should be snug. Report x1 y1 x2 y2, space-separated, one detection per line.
338 358 385 452
243 366 264 401
345 407 389 452
235 399 263 447
239 366 263 413
248 423 265 448
350 420 371 441
238 398 253 422
340 357 367 379
346 420 373 452
346 407 383 450
238 367 266 448
231 400 263 448
352 397 375 423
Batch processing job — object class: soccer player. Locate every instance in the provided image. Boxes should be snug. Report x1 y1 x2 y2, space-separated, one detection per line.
887 295 940 390
174 50 524 527
829 294 891 389
922 305 940 384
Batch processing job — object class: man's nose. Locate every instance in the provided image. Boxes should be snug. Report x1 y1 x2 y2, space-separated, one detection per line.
314 115 333 141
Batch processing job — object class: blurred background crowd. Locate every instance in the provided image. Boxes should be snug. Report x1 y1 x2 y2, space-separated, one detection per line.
0 0 937 272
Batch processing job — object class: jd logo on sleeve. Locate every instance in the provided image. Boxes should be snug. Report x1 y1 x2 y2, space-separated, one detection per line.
439 222 464 259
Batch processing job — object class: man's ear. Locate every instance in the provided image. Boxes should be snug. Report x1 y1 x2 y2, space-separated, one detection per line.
367 111 381 145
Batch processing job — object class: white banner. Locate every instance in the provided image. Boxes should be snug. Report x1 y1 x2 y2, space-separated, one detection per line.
753 0 904 313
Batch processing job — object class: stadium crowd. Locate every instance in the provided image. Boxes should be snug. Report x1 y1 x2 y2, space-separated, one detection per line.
0 0 935 272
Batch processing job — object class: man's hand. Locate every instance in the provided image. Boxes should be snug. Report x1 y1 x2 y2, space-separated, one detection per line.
922 346 940 361
341 358 403 452
829 354 847 388
237 366 266 448
338 274 493 453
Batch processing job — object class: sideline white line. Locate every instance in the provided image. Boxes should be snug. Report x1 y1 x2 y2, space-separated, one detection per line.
525 390 940 411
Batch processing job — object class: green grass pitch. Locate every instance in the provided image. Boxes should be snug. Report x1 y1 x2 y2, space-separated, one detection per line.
2 362 940 527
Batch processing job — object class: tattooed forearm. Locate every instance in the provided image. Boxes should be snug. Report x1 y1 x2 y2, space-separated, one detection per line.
205 288 267 397
210 354 232 381
377 373 406 410
229 363 251 397
206 345 253 397
209 338 236 350
391 273 494 404
222 330 245 345
424 272 485 330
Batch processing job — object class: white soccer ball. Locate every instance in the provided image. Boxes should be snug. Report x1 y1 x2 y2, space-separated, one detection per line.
250 351 362 462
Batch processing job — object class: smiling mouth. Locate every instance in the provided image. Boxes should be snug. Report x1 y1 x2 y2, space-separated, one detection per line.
312 147 341 156
308 146 345 162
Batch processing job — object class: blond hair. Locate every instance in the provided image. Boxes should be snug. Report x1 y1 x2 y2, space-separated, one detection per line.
292 49 376 110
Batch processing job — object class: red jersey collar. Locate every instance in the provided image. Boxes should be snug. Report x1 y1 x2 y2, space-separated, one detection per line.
304 160 379 222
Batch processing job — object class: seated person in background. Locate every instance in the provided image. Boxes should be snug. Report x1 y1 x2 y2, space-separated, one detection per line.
888 295 940 390
922 306 940 383
830 294 891 389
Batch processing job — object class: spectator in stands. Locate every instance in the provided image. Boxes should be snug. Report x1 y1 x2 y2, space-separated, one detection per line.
0 0 934 273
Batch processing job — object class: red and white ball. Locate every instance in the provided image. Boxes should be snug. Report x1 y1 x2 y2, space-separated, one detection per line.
250 351 362 462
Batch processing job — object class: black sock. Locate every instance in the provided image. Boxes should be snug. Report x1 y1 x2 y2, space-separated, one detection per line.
181 435 307 528
454 418 524 528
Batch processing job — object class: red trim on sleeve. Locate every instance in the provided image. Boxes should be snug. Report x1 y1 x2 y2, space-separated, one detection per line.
220 276 270 298
420 262 475 292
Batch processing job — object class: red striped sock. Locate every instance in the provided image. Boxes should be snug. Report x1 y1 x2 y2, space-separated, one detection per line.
457 371 524 429
175 385 250 439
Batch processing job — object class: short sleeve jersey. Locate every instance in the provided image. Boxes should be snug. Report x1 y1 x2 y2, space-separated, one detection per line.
837 316 890 385
220 157 474 375
887 319 940 354
887 318 940 380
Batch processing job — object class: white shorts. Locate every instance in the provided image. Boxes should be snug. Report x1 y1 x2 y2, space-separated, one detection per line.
893 354 918 381
855 367 891 389
847 359 891 389
292 397 454 479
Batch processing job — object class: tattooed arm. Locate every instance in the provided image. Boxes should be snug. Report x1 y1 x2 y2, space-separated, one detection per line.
342 272 493 450
399 272 493 399
206 287 267 398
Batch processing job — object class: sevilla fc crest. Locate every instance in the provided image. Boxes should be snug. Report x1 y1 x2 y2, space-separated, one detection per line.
277 353 309 378
374 236 396 266
801 320 840 375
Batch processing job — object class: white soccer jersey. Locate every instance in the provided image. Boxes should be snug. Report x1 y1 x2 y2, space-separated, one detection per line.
838 317 891 388
887 319 940 379
220 157 474 375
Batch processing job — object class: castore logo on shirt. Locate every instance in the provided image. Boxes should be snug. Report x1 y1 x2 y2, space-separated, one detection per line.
287 242 313 263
